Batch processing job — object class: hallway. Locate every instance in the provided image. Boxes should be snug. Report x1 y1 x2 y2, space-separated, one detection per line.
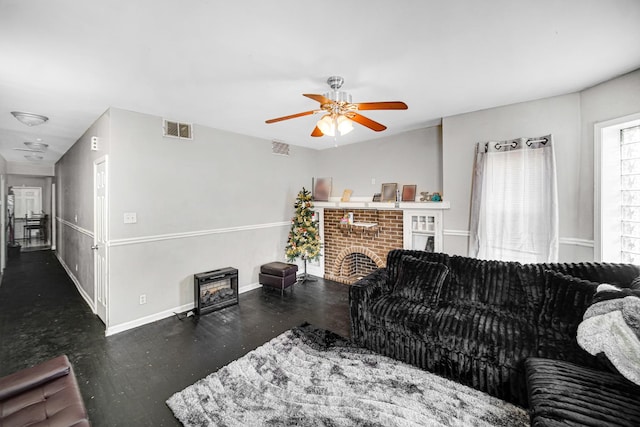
0 251 350 426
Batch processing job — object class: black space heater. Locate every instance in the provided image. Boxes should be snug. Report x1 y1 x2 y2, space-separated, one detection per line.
194 267 238 315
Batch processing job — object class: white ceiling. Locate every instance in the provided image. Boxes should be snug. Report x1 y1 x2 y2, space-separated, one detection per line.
1 0 639 166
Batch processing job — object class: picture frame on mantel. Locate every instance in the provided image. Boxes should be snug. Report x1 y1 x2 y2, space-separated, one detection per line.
313 177 332 201
380 183 398 202
402 185 417 202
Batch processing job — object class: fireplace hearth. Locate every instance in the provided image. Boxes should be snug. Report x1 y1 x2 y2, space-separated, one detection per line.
194 267 238 315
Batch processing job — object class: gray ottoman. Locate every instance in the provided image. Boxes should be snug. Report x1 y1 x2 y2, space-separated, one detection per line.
259 262 298 296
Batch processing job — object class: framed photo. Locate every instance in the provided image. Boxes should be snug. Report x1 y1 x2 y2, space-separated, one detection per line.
372 193 381 202
402 185 417 202
380 183 398 202
313 177 332 201
341 189 352 202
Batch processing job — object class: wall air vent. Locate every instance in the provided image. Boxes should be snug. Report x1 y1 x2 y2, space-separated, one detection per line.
272 140 290 156
163 119 193 140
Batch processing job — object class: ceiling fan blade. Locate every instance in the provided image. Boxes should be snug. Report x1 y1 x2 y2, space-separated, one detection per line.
265 110 316 124
350 113 387 132
311 126 323 137
356 101 408 111
303 94 333 105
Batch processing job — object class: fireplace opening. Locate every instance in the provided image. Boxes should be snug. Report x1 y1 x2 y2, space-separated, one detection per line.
339 252 379 283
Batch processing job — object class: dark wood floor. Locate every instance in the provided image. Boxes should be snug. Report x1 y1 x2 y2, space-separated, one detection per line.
0 251 351 426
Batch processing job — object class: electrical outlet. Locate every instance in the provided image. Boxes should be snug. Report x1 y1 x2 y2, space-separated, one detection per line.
371 178 376 185
124 212 137 224
75 264 78 272
139 294 146 305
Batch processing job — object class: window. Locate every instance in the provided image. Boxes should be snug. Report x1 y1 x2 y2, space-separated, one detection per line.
13 187 42 218
596 114 640 263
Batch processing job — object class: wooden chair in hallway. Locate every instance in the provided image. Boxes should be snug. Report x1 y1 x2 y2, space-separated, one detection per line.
23 214 48 242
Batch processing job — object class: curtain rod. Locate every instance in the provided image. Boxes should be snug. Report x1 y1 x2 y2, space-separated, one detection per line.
493 137 549 149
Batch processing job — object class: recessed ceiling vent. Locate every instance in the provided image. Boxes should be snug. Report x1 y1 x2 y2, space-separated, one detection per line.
272 140 290 156
164 119 192 140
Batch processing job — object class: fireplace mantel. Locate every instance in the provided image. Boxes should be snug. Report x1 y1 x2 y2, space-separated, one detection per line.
313 200 450 210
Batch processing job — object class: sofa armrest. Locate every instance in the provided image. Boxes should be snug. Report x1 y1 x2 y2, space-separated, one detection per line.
350 268 388 341
0 355 71 401
350 268 388 306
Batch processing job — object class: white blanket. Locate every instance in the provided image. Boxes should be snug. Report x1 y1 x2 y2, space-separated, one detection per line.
576 284 640 386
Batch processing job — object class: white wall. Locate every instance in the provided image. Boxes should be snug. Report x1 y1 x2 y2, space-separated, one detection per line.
106 108 317 332
315 126 442 198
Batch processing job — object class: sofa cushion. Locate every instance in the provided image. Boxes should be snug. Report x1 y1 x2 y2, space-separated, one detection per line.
536 270 599 366
441 256 527 313
385 250 450 290
538 270 598 330
525 357 640 427
519 262 640 319
368 295 439 337
391 256 448 305
433 305 536 363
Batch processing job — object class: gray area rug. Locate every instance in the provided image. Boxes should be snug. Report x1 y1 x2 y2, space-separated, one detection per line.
167 325 529 426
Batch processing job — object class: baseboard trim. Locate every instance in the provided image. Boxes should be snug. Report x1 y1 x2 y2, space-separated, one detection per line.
105 283 263 336
55 252 96 313
106 302 195 336
239 282 262 293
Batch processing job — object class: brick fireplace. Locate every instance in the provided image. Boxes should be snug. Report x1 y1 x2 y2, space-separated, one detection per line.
323 209 403 284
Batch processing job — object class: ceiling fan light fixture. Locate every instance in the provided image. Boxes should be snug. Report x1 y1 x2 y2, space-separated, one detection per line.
317 115 336 136
24 141 49 150
336 115 353 135
11 111 49 127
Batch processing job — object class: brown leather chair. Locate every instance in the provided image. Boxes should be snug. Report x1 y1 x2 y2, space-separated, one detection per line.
0 355 90 426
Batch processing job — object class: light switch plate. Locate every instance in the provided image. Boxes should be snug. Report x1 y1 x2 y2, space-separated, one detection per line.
123 212 137 224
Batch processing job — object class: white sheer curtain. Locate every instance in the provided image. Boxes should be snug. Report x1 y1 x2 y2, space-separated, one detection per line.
469 135 559 263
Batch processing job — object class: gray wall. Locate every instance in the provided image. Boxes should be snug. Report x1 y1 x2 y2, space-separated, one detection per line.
315 126 442 199
579 69 640 240
441 69 640 260
442 93 582 259
55 109 111 304
53 69 640 334
106 108 317 330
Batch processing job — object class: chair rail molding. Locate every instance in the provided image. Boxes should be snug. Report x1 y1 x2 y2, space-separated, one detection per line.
56 216 94 238
443 228 594 248
108 220 290 247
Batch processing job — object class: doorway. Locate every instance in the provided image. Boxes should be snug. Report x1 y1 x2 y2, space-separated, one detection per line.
6 176 53 253
94 156 108 324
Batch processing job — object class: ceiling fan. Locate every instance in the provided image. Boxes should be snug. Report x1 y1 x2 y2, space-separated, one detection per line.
265 76 408 137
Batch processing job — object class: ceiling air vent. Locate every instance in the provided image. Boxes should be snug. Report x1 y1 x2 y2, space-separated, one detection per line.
163 119 193 140
272 140 290 156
